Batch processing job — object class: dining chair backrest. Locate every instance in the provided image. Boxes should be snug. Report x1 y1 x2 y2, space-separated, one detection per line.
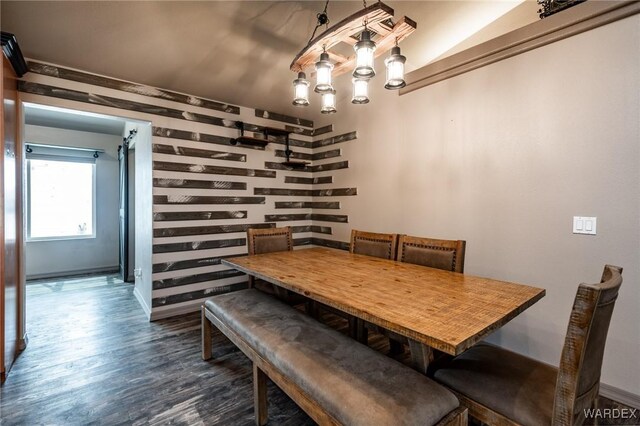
397 235 466 273
552 264 623 426
350 230 398 260
247 226 293 255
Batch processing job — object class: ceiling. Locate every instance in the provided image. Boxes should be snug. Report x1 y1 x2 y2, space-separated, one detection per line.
2 1 536 121
25 103 127 136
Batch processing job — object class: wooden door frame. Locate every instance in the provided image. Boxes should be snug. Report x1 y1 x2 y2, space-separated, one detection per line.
1 32 28 381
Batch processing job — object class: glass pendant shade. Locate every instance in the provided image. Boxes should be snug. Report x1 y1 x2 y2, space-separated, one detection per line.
351 78 370 104
353 30 376 78
321 90 337 114
314 52 334 94
384 45 407 89
292 72 310 106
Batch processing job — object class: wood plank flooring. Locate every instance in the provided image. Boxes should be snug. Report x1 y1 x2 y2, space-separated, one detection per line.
1 275 636 425
1 275 312 425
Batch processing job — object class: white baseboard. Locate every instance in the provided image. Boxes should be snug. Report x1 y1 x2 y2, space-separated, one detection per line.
600 382 640 409
26 266 119 281
150 302 200 321
133 286 151 321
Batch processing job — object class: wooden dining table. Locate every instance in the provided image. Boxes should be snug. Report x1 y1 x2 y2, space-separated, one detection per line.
222 247 545 373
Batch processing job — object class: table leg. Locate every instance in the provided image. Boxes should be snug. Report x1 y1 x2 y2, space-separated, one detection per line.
408 339 432 375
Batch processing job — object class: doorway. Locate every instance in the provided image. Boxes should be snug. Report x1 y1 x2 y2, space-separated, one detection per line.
18 102 152 352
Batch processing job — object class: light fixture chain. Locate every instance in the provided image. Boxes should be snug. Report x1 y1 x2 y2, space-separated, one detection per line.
308 0 331 44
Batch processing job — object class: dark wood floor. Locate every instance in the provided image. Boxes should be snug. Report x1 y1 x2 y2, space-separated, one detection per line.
1 275 314 425
2 275 636 425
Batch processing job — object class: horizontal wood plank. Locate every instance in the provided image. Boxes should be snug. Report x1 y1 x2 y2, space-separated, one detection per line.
284 176 333 185
293 238 312 246
19 81 237 129
264 161 311 172
153 211 247 221
153 195 265 205
254 109 313 128
284 125 313 137
310 161 348 173
153 238 246 254
153 179 247 190
28 61 240 114
311 237 349 250
274 202 339 209
254 187 356 197
311 149 341 161
153 254 247 273
151 282 248 307
311 131 357 149
264 214 348 223
154 223 274 238
274 150 313 161
264 161 348 173
153 126 263 151
291 225 332 235
153 161 276 178
153 269 246 290
18 82 288 140
312 124 333 137
152 144 246 162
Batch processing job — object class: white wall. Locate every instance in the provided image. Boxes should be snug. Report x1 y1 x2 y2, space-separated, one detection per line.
24 125 122 278
128 122 153 318
317 15 640 396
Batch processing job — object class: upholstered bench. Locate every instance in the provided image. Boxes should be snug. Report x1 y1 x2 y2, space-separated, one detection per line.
202 289 467 426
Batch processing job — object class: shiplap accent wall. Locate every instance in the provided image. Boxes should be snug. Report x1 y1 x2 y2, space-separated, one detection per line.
19 61 356 319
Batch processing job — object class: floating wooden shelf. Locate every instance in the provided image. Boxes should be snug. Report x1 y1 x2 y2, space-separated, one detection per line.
230 136 269 147
231 123 292 147
290 2 416 77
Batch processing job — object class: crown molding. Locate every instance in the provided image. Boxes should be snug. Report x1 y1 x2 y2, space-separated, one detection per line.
401 1 640 96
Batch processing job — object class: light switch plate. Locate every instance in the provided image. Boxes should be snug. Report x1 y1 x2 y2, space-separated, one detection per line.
573 216 597 235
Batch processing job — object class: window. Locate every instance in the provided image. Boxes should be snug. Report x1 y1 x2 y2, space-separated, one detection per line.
27 157 96 240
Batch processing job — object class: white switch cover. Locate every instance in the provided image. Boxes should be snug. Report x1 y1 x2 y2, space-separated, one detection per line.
573 216 597 235
134 268 142 278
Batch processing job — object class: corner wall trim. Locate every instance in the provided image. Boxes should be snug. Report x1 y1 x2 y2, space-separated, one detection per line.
400 0 640 95
133 286 151 321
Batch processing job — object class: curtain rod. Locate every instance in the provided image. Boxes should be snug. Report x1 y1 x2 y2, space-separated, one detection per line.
25 143 105 158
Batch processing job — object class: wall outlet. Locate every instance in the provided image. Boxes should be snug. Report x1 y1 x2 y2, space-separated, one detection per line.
134 268 142 278
573 216 597 235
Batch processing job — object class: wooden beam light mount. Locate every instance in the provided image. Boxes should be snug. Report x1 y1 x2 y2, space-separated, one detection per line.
289 1 416 112
290 2 416 79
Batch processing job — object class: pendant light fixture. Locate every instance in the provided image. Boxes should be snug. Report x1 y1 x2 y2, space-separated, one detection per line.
314 50 334 94
321 89 337 114
384 42 406 90
351 77 370 104
353 28 376 79
292 72 310 106
289 1 417 113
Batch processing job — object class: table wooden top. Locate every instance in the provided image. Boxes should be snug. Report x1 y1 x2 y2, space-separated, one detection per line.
222 247 545 355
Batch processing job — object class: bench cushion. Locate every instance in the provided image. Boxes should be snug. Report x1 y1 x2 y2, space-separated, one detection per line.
205 289 459 426
434 343 557 426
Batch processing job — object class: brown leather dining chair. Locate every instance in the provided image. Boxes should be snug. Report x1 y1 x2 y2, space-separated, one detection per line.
433 264 623 426
397 235 466 273
344 230 399 341
246 226 307 306
314 230 398 338
376 235 467 354
350 229 399 260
